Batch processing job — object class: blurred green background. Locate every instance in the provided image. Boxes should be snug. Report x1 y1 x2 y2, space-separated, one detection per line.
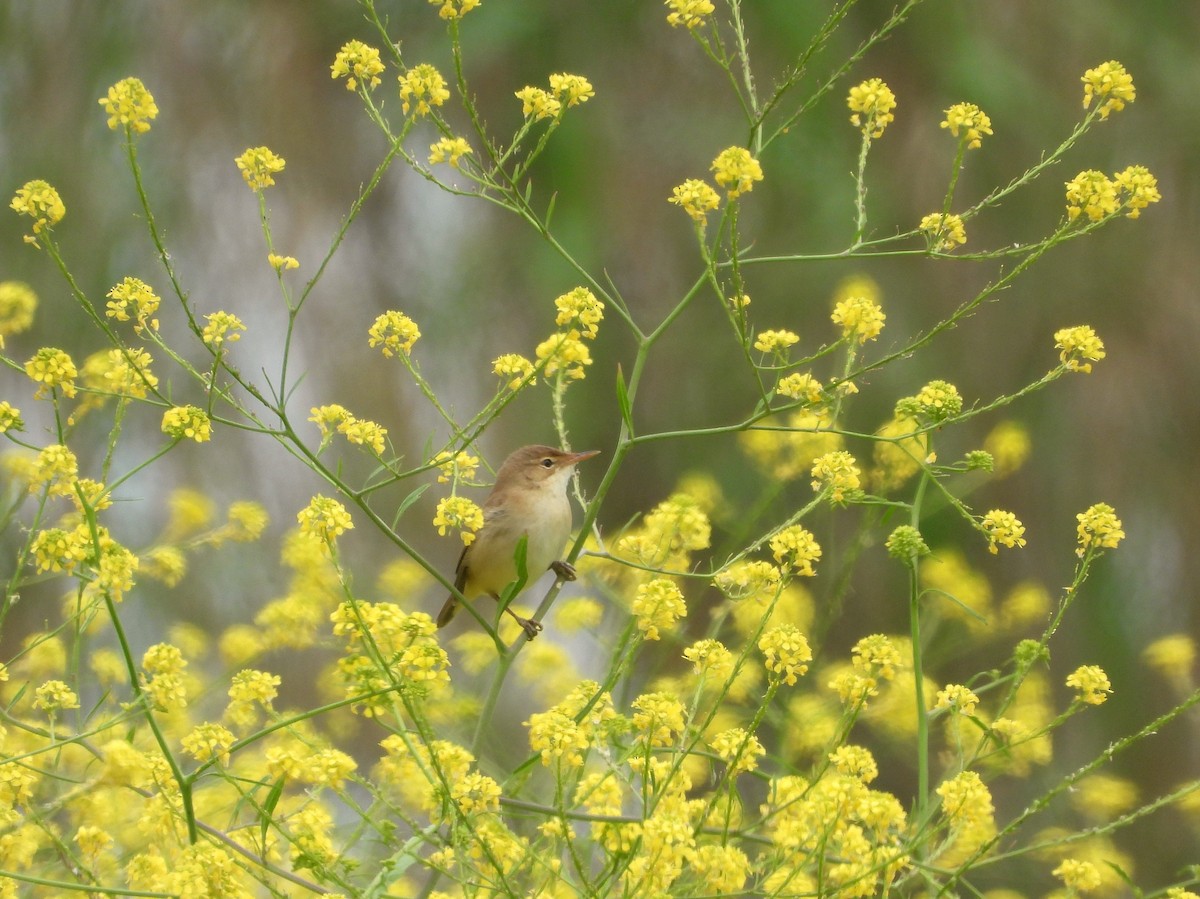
2 0 1198 887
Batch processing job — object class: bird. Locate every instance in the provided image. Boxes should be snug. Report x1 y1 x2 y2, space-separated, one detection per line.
436 445 599 639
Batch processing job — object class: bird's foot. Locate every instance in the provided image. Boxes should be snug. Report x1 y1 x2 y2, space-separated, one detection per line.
517 616 543 640
550 560 577 582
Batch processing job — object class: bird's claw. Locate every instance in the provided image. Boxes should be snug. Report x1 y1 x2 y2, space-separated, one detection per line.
550 560 577 582
518 616 543 640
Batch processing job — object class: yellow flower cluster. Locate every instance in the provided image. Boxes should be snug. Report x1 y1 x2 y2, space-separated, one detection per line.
142 643 189 711
759 624 812 685
775 371 824 404
1067 664 1112 706
1066 165 1160 222
105 276 160 332
980 508 1027 553
912 379 963 422
98 76 158 133
433 495 484 545
331 39 385 91
0 401 23 433
919 212 967 251
714 559 782 600
554 286 605 340
668 178 720 222
491 352 535 390
935 683 980 716
428 136 473 168
631 578 687 640
202 310 246 348
181 722 236 766
709 727 765 774
25 347 78 398
848 77 897 137
829 633 903 706
161 405 212 442
1075 502 1124 556
0 281 37 347
430 0 481 19
268 252 299 271
1054 858 1103 892
525 682 617 768
399 63 450 116
296 494 354 542
33 678 80 714
683 638 734 681
1053 324 1105 373
769 524 822 575
535 287 603 381
1081 60 1135 120
368 309 422 356
753 328 800 356
631 691 686 747
832 294 886 343
11 180 65 239
711 146 764 198
235 146 285 191
940 102 992 148
665 0 714 28
515 73 593 121
433 450 480 483
811 449 861 504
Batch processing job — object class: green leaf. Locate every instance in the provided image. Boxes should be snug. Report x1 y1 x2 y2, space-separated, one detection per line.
616 363 634 436
259 777 286 851
390 483 430 529
498 534 530 610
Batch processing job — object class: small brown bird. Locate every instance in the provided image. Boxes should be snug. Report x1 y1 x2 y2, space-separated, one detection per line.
436 445 599 639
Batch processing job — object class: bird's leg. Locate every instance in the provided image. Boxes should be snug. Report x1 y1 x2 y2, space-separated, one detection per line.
550 560 577 581
504 606 543 640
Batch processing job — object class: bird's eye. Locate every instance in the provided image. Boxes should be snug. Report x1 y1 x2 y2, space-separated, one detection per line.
540 457 555 468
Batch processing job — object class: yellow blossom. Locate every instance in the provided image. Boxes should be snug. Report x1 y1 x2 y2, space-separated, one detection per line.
235 146 286 190
433 450 480 483
549 73 595 107
848 78 897 137
428 136 473 167
182 722 236 766
776 372 824 404
433 495 484 545
1114 164 1161 219
811 449 862 503
0 281 37 347
105 276 160 332
711 146 763 198
919 212 967 250
535 332 592 380
710 727 764 774
11 180 66 238
0 401 22 434
430 0 481 20
492 352 535 390
832 294 885 343
161 405 212 442
665 0 714 28
25 347 77 398
1065 170 1118 222
399 64 450 116
202 311 245 348
769 525 822 575
1054 858 1103 893
554 287 605 339
1066 665 1111 705
98 77 158 133
515 85 561 120
936 684 980 716
297 494 354 542
1075 502 1124 555
1081 60 1135 120
684 638 734 681
632 578 686 640
331 40 385 90
980 509 1027 553
753 328 800 356
759 624 812 685
940 102 992 148
668 178 720 222
34 679 79 714
368 310 421 356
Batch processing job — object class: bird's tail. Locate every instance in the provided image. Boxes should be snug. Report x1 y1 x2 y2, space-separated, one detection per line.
436 596 457 628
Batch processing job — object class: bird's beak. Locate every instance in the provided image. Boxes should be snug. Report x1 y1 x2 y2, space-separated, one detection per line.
564 449 601 466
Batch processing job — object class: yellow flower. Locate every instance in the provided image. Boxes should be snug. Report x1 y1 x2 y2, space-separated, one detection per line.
683 638 733 681
368 310 421 356
1066 665 1111 706
753 328 800 356
34 679 80 713
525 708 589 767
665 0 714 28
811 450 861 504
980 509 1027 553
912 379 963 422
832 294 885 343
492 353 535 390
1065 170 1118 222
399 64 450 116
668 178 721 222
433 450 480 483
769 525 822 575
631 692 686 747
535 332 592 380
554 287 605 340
759 625 812 685
268 253 299 271
428 136 473 167
161 405 212 442
430 0 481 19
775 372 824 404
74 825 113 858
202 311 246 348
182 722 236 766
0 281 38 347
0 402 24 434
1114 164 1161 218
235 146 286 190
1075 503 1124 556
940 102 992 149
1053 858 1103 893
514 85 560 120
105 276 160 332
549 73 595 107
297 494 354 542
919 212 967 251
433 495 484 545
11 180 65 238
1053 325 1105 373
848 78 896 137
709 727 764 774
631 578 686 640
1081 60 1134 120
935 684 980 716
330 40 384 91
98 77 158 133
711 146 763 198
25 347 78 398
